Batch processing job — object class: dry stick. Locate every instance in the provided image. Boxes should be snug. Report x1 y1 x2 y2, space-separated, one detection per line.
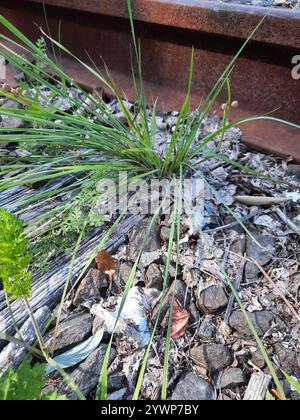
24 299 47 352
252 259 300 322
205 209 259 233
223 256 246 326
273 207 300 236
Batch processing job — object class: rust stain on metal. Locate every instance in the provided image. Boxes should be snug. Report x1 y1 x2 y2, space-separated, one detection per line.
0 0 299 161
29 0 300 48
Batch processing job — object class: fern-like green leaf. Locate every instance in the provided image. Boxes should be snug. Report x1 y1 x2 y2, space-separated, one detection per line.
0 208 32 299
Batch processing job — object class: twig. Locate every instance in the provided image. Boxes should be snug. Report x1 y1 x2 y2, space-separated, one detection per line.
205 209 259 233
273 207 300 236
252 259 300 322
24 299 47 352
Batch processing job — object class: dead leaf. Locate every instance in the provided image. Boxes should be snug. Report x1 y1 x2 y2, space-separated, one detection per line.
162 299 190 339
95 249 118 277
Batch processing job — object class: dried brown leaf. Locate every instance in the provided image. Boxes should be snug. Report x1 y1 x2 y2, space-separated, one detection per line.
95 249 118 277
162 299 190 339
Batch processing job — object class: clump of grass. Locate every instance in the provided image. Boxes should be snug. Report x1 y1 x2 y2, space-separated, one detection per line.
0 0 299 401
0 8 298 234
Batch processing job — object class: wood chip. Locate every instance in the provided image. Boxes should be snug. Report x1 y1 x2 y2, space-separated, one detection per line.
243 372 271 400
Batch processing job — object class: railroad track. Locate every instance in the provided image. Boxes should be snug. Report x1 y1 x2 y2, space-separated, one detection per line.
0 0 299 161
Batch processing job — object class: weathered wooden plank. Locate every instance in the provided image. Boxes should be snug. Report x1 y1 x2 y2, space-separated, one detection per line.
0 186 35 211
0 306 51 372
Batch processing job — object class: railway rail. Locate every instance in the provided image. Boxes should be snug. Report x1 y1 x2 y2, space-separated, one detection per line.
0 0 299 160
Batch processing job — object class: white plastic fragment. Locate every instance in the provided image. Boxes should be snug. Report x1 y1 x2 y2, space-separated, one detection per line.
91 287 151 348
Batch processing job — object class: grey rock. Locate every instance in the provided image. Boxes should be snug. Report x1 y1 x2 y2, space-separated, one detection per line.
118 262 133 285
250 349 266 369
145 263 163 290
160 226 171 242
168 262 178 279
230 234 246 256
1 99 24 129
108 373 128 392
197 315 216 341
287 164 300 179
111 262 133 294
171 372 215 400
245 232 276 281
161 256 178 278
45 312 93 354
196 285 228 314
217 367 247 389
229 310 274 337
73 268 108 307
127 219 162 260
190 344 233 373
52 97 73 112
107 387 128 400
49 345 116 400
274 343 300 376
92 316 105 335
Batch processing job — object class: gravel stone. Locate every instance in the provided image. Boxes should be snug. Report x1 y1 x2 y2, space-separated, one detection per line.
245 231 277 281
190 344 233 373
73 268 108 307
145 263 163 290
45 312 93 354
171 372 215 400
196 285 228 314
229 310 274 337
217 367 247 389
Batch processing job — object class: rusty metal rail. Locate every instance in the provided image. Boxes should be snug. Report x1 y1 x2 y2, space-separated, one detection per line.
0 0 299 160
